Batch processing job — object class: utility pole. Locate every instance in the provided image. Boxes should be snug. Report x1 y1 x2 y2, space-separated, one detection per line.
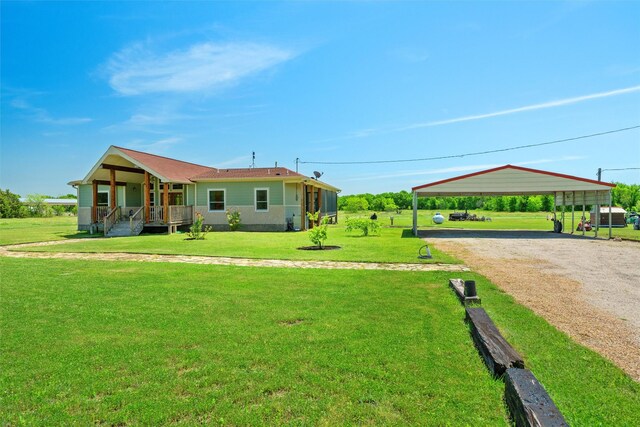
295 158 299 173
252 151 255 169
597 167 602 181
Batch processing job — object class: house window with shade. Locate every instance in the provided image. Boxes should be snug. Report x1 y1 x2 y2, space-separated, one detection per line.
208 189 225 212
255 188 269 212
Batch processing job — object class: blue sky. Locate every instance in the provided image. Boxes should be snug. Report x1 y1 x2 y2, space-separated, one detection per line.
1 1 639 197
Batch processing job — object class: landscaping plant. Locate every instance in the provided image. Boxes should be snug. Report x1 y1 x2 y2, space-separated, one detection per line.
186 212 212 240
306 212 329 249
345 217 381 236
226 208 241 231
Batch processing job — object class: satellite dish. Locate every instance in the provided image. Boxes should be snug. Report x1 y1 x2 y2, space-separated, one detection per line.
313 171 323 179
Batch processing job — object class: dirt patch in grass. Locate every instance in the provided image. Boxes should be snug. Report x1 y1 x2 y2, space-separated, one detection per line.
296 245 341 251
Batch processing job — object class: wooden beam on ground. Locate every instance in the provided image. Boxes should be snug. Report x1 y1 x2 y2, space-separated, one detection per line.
101 163 145 174
110 169 116 210
144 171 150 223
449 278 481 306
505 368 568 427
465 307 525 377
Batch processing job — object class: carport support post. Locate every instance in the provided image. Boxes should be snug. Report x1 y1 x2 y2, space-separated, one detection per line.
412 191 418 236
595 191 599 238
609 190 612 239
561 192 565 233
582 191 586 236
553 193 557 230
571 191 575 234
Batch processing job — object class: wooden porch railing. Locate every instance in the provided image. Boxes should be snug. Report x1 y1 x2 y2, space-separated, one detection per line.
169 205 193 224
129 207 144 235
95 206 110 221
149 206 164 223
103 207 119 236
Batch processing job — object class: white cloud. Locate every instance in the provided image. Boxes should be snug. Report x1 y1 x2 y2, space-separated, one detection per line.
127 137 183 153
399 85 640 131
317 85 640 143
106 41 295 96
343 156 584 182
10 97 92 125
215 155 252 168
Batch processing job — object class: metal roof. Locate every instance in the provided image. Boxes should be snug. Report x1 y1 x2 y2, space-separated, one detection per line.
413 164 615 196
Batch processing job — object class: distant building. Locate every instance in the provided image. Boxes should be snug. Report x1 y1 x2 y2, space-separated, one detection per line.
19 198 77 206
590 206 626 227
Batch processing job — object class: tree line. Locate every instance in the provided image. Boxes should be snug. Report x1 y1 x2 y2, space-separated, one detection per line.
0 189 77 218
338 182 640 213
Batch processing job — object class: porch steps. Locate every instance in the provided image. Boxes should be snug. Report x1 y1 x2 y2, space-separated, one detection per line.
106 221 143 238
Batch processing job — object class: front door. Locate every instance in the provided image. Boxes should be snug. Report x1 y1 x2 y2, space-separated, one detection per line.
160 192 184 206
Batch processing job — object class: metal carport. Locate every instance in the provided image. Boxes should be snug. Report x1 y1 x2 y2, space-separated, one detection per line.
412 164 616 238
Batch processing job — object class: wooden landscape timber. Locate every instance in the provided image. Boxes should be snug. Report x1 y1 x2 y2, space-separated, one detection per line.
449 278 481 305
505 368 568 427
465 307 525 376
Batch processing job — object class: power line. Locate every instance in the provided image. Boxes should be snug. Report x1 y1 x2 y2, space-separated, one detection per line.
601 167 640 172
299 125 640 166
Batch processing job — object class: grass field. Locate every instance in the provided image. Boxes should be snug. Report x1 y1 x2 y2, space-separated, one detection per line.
350 209 640 241
0 216 87 245
2 258 638 425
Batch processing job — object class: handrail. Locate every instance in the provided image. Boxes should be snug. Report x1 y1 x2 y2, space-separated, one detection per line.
168 205 193 224
129 206 144 234
103 207 119 236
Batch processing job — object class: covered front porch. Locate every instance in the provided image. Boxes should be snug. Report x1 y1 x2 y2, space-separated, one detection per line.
77 147 195 236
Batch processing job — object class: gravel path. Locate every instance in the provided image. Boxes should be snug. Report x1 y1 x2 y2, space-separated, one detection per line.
423 229 640 381
0 239 469 273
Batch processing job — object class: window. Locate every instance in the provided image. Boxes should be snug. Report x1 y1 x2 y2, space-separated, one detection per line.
255 188 269 211
172 184 183 190
97 191 109 206
208 189 225 211
149 191 155 206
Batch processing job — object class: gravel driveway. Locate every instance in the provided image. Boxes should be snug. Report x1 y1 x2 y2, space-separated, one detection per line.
422 229 640 381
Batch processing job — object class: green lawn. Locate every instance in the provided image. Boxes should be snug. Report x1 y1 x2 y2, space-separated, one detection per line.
0 217 93 245
15 226 458 264
2 258 638 425
349 210 640 241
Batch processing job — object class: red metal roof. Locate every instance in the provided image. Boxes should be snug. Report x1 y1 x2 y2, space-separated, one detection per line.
114 146 216 182
412 164 616 191
191 167 305 180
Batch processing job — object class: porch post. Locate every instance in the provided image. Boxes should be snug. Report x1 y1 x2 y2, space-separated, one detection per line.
317 187 323 223
163 182 169 224
300 183 306 231
144 171 150 223
92 180 98 222
582 191 586 236
110 169 116 210
309 184 315 228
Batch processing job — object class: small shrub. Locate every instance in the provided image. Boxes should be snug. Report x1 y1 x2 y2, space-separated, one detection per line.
187 212 212 240
226 208 241 231
345 218 380 236
307 212 329 248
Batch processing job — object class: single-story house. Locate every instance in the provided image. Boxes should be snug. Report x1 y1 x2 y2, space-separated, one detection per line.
69 146 340 236
590 206 626 228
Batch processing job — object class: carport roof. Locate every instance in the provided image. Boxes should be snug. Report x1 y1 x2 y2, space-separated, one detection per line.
412 164 615 196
